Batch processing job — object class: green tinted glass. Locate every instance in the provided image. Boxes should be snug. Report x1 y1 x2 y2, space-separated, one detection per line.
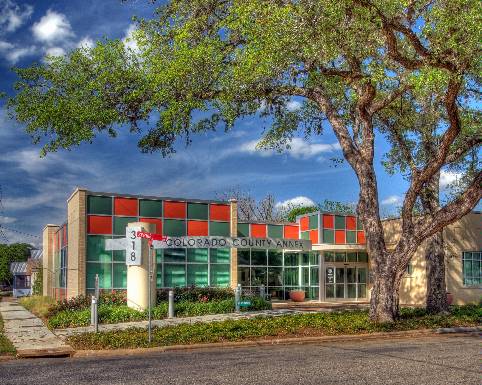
187 248 208 262
323 229 334 244
139 200 162 217
113 249 125 262
156 249 163 263
268 267 283 286
310 267 319 285
238 249 250 265
310 252 319 265
335 216 345 229
187 264 208 286
358 252 368 262
211 248 230 263
335 252 346 262
309 215 318 230
268 250 283 266
267 225 283 238
113 264 127 288
164 248 185 263
87 235 112 262
251 249 267 265
210 264 230 286
164 219 186 236
86 262 112 289
164 264 186 287
210 221 230 236
156 264 162 288
237 223 249 237
284 252 299 266
301 231 310 240
347 252 357 262
346 231 356 244
187 203 208 220
87 196 112 215
284 268 299 286
114 217 137 235
324 251 335 262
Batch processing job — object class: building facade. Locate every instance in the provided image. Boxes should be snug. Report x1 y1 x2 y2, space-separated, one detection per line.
42 188 482 305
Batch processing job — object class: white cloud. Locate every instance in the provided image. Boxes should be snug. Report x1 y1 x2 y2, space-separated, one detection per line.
286 100 302 112
276 196 315 210
0 0 33 33
440 170 461 190
0 39 36 63
45 46 66 57
122 24 138 52
240 138 341 160
32 10 74 44
0 216 16 224
77 36 94 49
381 195 403 205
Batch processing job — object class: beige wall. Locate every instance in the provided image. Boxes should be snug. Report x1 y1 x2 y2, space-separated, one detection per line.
42 224 59 297
66 188 87 298
383 212 482 305
229 199 238 288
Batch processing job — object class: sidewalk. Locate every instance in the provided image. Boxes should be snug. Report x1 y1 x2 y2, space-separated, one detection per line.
0 300 74 358
54 308 321 339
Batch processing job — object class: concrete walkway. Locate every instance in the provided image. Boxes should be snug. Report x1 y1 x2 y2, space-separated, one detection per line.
54 308 324 339
0 301 73 358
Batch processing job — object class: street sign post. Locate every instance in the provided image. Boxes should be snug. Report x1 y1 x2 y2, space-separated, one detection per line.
126 226 142 266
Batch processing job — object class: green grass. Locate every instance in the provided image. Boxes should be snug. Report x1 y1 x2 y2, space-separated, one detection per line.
67 305 482 350
48 298 271 329
0 314 15 356
19 296 55 319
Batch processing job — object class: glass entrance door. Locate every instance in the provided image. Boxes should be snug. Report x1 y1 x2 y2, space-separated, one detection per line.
325 266 367 300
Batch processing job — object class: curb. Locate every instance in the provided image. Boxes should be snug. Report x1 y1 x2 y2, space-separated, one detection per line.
436 326 482 334
73 328 473 359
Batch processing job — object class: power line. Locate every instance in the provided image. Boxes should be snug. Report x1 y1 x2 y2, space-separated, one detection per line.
1 225 41 239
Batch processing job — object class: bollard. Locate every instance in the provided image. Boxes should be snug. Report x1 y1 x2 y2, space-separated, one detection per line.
260 284 265 300
168 290 175 318
235 284 241 313
91 295 98 332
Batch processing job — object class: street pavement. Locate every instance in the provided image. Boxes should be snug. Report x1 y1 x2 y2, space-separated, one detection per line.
0 335 480 385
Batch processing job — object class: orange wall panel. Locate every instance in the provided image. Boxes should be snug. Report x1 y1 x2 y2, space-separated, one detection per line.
284 225 299 239
210 204 230 221
114 197 138 216
335 230 346 244
164 201 186 218
323 214 334 229
139 218 163 235
251 224 267 238
346 216 356 230
187 221 208 236
299 216 309 231
309 229 318 244
87 215 112 234
357 231 366 244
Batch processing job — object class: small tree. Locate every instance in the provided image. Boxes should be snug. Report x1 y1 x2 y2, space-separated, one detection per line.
8 1 481 321
0 243 32 286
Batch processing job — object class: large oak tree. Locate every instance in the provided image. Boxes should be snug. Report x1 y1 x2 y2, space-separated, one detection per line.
8 0 481 321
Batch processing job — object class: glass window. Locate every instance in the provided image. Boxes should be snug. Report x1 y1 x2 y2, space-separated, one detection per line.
87 195 112 215
301 231 310 240
267 225 283 238
238 266 250 286
156 264 162 288
358 268 367 283
113 264 127 288
164 219 186 236
187 264 208 286
164 264 186 287
309 214 318 230
86 262 112 289
301 267 310 285
251 267 267 286
164 248 186 263
346 231 356 244
268 267 283 286
237 223 250 237
268 250 283 266
310 267 319 285
335 215 345 230
210 264 230 287
463 252 482 286
187 248 208 263
113 217 137 235
251 249 267 265
347 252 357 262
210 221 230 236
284 252 299 266
310 252 319 265
210 248 230 263
358 252 368 262
113 248 125 262
335 252 346 262
187 203 208 220
284 268 299 286
156 249 163 263
139 199 162 217
87 235 112 262
238 249 250 265
301 252 310 265
323 229 334 244
324 251 334 262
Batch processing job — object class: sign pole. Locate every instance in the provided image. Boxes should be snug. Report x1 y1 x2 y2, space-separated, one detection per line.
148 243 152 344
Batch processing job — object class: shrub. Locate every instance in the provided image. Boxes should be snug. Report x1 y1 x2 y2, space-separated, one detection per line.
48 308 91 329
19 296 55 319
157 287 234 303
47 291 128 317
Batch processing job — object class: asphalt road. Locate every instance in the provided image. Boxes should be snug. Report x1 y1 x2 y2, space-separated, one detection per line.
1 335 480 385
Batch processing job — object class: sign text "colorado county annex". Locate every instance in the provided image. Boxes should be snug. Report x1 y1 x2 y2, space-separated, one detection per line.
152 237 312 251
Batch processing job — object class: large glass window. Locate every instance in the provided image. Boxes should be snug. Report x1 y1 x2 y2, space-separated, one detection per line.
210 264 230 286
187 248 208 263
164 264 186 287
187 264 208 286
463 252 482 286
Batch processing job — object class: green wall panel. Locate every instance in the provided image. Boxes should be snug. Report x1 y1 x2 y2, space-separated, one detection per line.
346 230 357 244
301 231 310 240
237 223 249 237
164 219 186 236
139 199 162 217
323 229 334 244
209 221 230 236
87 196 112 215
113 217 137 235
267 224 283 238
335 215 346 230
187 203 208 220
309 215 318 230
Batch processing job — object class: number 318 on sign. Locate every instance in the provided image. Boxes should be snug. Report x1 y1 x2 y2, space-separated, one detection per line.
126 226 142 266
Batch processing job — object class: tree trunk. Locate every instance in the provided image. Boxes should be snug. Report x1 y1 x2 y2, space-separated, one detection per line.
425 231 449 313
369 268 399 322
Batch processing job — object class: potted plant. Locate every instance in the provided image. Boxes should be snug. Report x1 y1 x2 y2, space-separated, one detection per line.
289 288 305 302
446 292 454 305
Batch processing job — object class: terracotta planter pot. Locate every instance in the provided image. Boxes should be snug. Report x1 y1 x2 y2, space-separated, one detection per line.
446 292 454 305
289 290 305 302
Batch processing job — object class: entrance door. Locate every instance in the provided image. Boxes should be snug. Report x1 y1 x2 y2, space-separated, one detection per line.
325 266 367 300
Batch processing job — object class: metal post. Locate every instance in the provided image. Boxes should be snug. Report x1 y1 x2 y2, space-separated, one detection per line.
260 284 265 300
91 295 98 332
235 284 241 313
148 245 152 344
94 274 99 301
168 290 175 318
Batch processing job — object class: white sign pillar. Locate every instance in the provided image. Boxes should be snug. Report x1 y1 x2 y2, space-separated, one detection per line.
126 222 157 311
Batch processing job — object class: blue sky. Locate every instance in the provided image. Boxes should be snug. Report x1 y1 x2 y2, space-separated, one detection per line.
0 0 472 246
